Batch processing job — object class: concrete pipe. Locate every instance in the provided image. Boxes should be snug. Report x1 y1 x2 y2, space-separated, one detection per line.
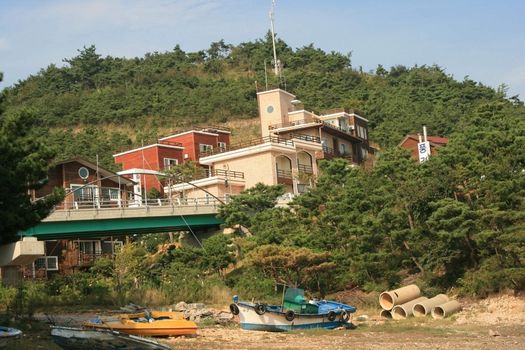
412 294 449 317
379 309 392 319
391 296 428 320
379 284 421 310
431 300 462 319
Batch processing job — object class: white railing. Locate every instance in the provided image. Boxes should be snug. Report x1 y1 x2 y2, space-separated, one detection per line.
59 196 229 211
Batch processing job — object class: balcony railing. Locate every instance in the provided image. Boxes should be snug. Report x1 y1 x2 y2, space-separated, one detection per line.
321 122 358 138
161 125 232 139
269 118 361 140
200 136 294 157
298 164 313 174
320 107 362 116
205 169 245 179
321 147 353 161
276 168 293 179
290 133 321 144
268 118 323 130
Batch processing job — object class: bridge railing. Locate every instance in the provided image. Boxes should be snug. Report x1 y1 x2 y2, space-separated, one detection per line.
60 196 229 211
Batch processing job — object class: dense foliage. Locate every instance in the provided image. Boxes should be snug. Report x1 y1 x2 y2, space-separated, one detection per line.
3 34 521 169
0 73 63 243
218 97 525 295
1 35 524 299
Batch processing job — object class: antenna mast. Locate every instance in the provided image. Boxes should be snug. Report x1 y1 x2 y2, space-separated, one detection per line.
269 0 279 76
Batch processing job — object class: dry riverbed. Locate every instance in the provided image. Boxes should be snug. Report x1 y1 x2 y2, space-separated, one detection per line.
14 294 525 350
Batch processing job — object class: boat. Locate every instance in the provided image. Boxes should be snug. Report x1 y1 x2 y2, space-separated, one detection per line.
82 310 197 337
0 327 22 348
51 326 171 350
229 288 356 332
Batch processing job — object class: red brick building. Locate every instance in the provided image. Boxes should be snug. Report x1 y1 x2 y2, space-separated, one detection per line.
33 158 135 209
23 158 133 278
113 127 231 195
399 134 449 161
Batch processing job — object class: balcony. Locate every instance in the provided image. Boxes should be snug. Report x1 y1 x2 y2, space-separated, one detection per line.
205 168 245 179
318 147 353 162
268 118 322 130
298 164 313 174
199 136 294 157
276 168 293 185
269 118 361 141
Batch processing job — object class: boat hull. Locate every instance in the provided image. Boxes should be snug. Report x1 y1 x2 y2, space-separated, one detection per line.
83 319 198 337
0 327 22 348
51 326 170 350
237 303 350 332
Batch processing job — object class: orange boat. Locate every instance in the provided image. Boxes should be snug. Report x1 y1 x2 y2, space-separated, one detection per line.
82 310 198 337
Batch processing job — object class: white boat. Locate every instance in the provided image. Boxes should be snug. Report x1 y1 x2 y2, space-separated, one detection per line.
50 326 171 350
230 288 356 332
0 326 22 348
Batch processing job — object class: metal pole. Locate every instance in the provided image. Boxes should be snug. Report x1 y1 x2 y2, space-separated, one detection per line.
269 0 279 76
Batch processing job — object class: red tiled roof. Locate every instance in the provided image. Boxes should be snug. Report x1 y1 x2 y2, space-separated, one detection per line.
404 134 449 145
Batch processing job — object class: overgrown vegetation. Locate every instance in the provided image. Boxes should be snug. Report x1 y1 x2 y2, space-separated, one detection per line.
1 34 524 302
3 34 520 169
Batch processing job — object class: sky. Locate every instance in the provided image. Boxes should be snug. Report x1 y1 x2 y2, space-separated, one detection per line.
0 0 524 99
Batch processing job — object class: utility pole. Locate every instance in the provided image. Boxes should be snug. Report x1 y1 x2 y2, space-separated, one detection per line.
269 0 279 76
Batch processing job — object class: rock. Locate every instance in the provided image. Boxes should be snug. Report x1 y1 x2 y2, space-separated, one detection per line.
184 307 213 322
215 311 234 324
174 301 188 311
120 303 144 313
488 329 501 337
356 315 369 322
187 303 206 310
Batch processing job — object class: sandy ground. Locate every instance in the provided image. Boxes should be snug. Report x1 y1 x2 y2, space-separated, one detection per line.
21 294 525 350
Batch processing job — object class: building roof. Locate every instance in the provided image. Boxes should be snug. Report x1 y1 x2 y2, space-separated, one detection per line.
54 158 135 186
112 142 184 158
399 134 449 147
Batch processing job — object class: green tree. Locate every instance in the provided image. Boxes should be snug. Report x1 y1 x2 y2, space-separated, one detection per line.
202 234 235 275
218 183 285 229
0 73 63 243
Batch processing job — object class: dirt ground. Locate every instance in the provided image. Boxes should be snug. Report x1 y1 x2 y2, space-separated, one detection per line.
165 294 525 350
20 294 525 350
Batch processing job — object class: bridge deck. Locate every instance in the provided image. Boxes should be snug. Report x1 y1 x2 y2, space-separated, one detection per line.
21 203 223 240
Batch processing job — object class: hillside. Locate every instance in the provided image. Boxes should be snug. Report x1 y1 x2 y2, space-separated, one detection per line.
3 34 521 168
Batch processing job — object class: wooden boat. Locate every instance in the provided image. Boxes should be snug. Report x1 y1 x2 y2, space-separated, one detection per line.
0 326 22 348
51 326 171 350
82 310 197 337
230 288 356 332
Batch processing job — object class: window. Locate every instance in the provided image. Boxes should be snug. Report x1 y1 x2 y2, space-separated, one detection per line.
297 184 310 194
217 142 227 150
339 143 347 155
100 187 120 201
199 144 213 153
102 240 123 254
71 184 98 202
163 158 178 169
34 256 59 271
357 125 368 140
79 241 101 255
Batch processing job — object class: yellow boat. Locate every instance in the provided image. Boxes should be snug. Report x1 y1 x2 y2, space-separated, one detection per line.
82 310 198 337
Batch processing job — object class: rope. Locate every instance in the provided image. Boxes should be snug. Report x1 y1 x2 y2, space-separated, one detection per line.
179 214 204 250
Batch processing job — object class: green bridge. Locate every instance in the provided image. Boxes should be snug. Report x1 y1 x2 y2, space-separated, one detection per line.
20 203 223 240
